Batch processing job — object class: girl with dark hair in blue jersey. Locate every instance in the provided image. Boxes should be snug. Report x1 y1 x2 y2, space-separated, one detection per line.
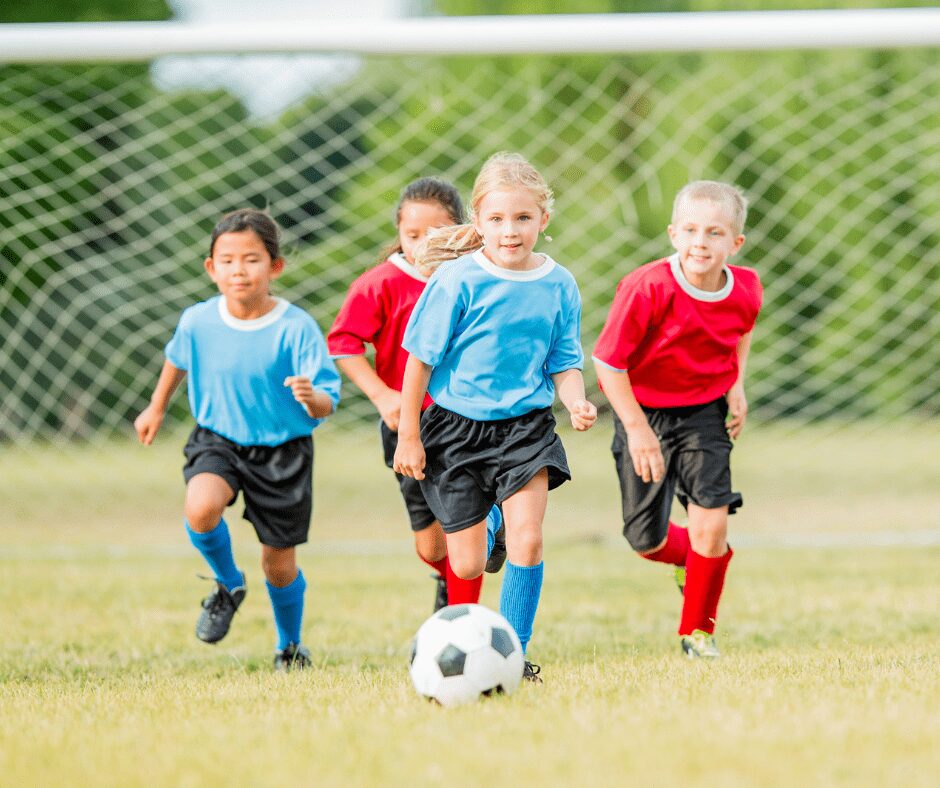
135 209 341 671
393 152 597 683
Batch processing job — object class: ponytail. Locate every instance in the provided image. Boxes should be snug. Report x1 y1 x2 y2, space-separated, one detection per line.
414 223 483 276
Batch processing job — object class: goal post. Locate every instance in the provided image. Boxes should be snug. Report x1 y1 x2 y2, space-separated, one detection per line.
1 10 938 442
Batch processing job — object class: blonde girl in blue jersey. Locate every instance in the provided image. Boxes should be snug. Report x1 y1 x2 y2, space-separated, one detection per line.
135 209 341 671
394 152 597 682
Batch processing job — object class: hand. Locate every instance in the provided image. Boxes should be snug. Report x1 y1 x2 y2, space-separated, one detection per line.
393 436 426 480
284 375 316 408
725 383 748 440
134 405 164 445
568 398 597 431
374 388 402 432
625 422 665 483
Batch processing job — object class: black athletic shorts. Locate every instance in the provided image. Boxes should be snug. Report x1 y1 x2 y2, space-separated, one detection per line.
380 421 437 532
418 404 571 534
182 426 313 548
611 397 742 553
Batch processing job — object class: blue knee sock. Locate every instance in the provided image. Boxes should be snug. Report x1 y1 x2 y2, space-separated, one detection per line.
486 505 502 558
186 519 243 591
499 561 543 654
266 570 307 651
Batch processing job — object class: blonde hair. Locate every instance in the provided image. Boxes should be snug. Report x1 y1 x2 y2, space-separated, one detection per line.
415 152 553 275
672 180 748 235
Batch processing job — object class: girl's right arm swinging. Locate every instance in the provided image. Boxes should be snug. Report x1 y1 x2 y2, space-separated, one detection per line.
392 354 432 480
135 360 186 445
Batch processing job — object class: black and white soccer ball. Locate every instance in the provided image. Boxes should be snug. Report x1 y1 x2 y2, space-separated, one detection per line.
409 603 524 706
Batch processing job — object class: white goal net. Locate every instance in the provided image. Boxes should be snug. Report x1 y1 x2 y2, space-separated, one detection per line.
1 13 938 442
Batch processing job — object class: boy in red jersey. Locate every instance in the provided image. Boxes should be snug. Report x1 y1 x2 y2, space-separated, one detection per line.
328 177 497 612
593 181 762 659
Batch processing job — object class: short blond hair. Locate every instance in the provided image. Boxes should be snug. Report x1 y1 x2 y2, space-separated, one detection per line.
672 180 748 235
415 152 552 275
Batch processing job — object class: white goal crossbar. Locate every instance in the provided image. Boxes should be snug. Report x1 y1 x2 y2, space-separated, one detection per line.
1 8 939 62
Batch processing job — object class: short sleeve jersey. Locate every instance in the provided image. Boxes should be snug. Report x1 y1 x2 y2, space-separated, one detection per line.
327 253 432 409
165 296 341 446
592 254 762 408
402 250 584 421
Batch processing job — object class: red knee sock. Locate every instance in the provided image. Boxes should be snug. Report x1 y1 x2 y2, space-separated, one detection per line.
419 554 447 578
678 547 733 635
642 522 691 566
445 556 483 605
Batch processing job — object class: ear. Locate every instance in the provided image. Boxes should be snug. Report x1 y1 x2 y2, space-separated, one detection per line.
539 211 550 233
270 256 286 277
729 234 746 256
667 224 679 251
204 257 216 278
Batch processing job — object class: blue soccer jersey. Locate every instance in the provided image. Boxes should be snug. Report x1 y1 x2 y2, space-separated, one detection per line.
165 296 341 446
402 250 584 420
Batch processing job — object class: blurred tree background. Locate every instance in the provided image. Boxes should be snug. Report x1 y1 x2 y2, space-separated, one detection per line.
1 0 937 439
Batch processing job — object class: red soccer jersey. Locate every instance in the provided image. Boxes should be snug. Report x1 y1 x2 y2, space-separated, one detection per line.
328 253 433 409
593 255 763 408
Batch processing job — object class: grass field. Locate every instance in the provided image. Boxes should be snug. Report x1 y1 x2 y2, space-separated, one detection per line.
1 420 939 787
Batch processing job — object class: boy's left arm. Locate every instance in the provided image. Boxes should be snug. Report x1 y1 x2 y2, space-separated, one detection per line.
552 368 597 431
726 331 752 440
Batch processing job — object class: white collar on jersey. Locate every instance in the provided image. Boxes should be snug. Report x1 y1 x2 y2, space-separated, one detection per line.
217 295 290 331
471 249 557 281
668 253 735 302
388 252 428 282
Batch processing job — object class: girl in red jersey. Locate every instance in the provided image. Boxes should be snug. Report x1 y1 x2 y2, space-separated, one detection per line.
328 177 491 611
593 181 762 659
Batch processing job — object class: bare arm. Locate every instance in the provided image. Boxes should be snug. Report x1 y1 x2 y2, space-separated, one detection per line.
134 360 186 445
392 354 432 480
336 355 402 430
725 331 752 440
551 368 597 431
595 364 665 483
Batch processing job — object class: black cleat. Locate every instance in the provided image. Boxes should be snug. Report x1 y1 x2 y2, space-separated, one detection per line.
485 511 506 574
432 573 448 612
522 660 543 684
273 642 312 672
195 573 246 644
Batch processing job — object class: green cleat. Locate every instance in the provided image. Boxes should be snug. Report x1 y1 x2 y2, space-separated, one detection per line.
680 630 720 660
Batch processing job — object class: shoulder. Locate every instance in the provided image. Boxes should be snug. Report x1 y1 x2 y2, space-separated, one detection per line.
614 258 673 298
177 296 221 327
428 253 476 290
729 264 763 300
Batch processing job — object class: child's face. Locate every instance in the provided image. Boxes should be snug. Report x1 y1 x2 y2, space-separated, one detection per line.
398 201 454 266
473 187 549 270
668 198 745 289
204 230 283 306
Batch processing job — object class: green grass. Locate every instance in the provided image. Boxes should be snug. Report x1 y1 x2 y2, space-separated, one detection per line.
1 421 939 786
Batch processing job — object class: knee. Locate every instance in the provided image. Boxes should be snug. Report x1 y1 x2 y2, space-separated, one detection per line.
507 527 542 565
261 551 297 587
448 554 483 581
184 499 224 532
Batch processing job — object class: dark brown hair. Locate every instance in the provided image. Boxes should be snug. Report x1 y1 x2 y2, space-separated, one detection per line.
209 209 281 259
379 177 464 262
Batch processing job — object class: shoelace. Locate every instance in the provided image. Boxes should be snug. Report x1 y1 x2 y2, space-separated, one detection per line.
523 661 542 680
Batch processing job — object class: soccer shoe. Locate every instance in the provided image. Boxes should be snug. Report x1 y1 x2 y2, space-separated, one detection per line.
195 572 246 644
273 642 312 672
680 630 721 660
432 573 448 613
674 565 686 595
485 509 507 574
522 660 543 684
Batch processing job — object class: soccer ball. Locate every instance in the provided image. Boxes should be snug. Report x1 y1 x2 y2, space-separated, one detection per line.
409 603 524 706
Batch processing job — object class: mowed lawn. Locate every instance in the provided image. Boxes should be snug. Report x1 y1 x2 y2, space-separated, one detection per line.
1 420 938 787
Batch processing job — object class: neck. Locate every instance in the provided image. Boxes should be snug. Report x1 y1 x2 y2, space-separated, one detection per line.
681 265 727 293
224 294 277 320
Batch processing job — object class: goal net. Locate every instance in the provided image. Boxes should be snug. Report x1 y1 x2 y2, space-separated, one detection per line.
1 14 938 442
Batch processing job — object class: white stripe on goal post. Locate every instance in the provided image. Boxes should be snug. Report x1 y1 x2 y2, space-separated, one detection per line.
1 9 939 62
